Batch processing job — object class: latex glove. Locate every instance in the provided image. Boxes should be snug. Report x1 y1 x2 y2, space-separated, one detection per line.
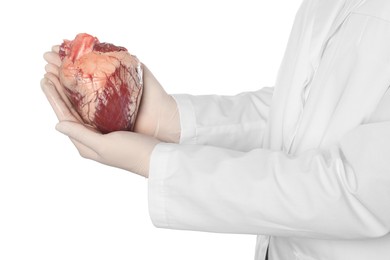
41 77 160 177
42 46 161 177
56 121 159 178
134 65 181 143
43 45 181 143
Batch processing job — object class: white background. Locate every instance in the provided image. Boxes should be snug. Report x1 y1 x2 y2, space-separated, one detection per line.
0 0 301 259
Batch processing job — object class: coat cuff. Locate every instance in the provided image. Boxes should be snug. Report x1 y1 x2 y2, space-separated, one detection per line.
147 143 175 228
148 95 198 227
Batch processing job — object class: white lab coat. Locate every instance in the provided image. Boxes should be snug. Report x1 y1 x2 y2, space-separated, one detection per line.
148 0 390 259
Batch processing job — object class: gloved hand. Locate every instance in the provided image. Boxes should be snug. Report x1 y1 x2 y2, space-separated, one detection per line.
41 45 170 177
56 120 160 178
43 45 181 143
41 76 160 177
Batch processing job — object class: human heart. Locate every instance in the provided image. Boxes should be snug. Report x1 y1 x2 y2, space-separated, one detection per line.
59 33 143 134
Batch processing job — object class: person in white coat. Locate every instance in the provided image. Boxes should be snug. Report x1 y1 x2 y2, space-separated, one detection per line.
41 0 390 259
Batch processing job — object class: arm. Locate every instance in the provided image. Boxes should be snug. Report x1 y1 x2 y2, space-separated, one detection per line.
148 12 390 239
42 46 274 178
172 86 274 150
148 120 390 239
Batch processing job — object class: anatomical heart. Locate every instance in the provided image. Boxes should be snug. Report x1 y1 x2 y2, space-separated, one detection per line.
59 33 143 134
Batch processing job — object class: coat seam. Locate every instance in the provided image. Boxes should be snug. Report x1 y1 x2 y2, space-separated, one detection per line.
351 11 390 24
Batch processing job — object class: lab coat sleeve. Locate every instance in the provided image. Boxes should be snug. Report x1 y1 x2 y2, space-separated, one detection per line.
148 121 390 239
171 86 274 150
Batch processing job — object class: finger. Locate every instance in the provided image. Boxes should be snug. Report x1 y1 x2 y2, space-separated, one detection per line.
41 78 78 122
43 72 75 114
43 72 83 122
69 137 100 161
56 121 103 152
45 63 59 76
43 51 61 67
44 72 70 107
52 45 60 53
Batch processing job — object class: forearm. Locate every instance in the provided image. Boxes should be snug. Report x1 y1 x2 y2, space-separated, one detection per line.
148 121 390 239
172 87 274 151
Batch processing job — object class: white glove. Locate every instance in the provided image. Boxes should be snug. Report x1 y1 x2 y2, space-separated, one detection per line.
56 120 160 177
41 45 176 177
41 75 160 177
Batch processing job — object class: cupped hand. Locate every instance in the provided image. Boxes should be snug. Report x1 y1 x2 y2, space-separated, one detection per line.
41 45 161 177
55 120 160 177
41 77 160 177
41 43 180 176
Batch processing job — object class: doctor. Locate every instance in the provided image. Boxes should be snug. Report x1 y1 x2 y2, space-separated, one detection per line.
42 0 390 259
